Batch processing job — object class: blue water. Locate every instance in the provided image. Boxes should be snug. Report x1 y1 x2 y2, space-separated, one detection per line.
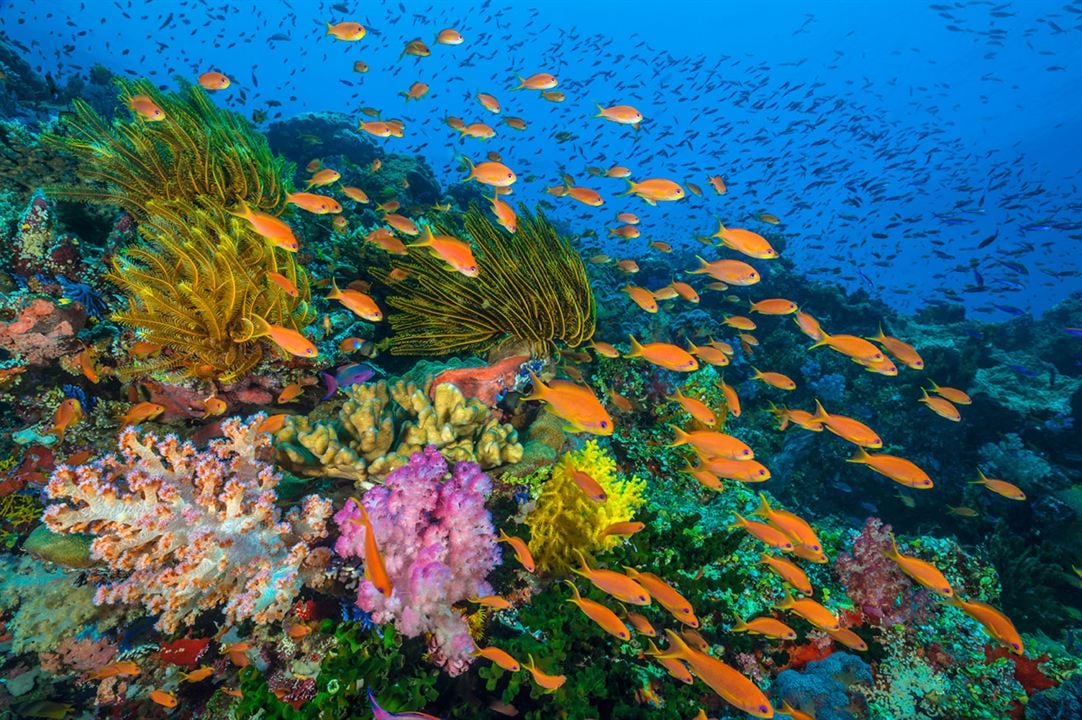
4 0 1079 317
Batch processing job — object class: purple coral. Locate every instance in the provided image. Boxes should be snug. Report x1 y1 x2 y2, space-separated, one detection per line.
334 445 500 676
834 517 933 627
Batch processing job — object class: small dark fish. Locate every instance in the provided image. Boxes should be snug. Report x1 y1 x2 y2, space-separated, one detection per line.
1063 328 1082 338
992 304 1026 316
977 232 997 249
1006 364 1038 378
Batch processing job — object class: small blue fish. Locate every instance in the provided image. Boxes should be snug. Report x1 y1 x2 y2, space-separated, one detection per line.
322 363 377 400
368 689 441 720
1006 364 1038 378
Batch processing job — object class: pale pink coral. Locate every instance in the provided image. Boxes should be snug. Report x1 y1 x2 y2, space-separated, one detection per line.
334 446 500 676
0 294 85 365
43 414 332 634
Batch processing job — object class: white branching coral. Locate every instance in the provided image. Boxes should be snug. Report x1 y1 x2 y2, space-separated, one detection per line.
43 414 332 634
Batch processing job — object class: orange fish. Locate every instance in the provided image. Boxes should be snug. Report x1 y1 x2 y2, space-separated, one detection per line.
687 341 730 367
402 81 429 101
644 640 695 684
198 71 231 90
564 581 630 640
231 201 298 252
708 176 728 194
809 332 884 363
129 94 165 121
606 166 632 178
148 690 177 708
731 513 794 551
623 568 698 627
359 121 395 138
565 184 604 207
465 158 516 187
689 256 760 285
286 622 312 639
919 388 961 421
599 520 645 539
328 279 382 322
497 529 536 572
723 315 757 331
595 103 643 129
626 611 657 637
571 469 607 502
119 401 164 427
49 398 83 442
793 311 825 341
277 382 305 404
306 168 341 188
928 380 971 404
868 326 924 370
701 455 771 483
616 212 640 224
732 616 796 640
436 28 464 45
768 404 824 432
750 367 797 391
713 224 777 259
610 225 639 240
408 226 478 277
266 271 299 297
776 591 839 630
255 317 317 358
522 654 566 692
589 340 620 358
750 298 798 315
541 90 566 102
654 286 681 302
353 61 369 73
202 396 228 418
326 21 366 40
470 594 512 610
472 646 520 672
780 701 815 720
718 379 742 417
523 372 613 435
670 426 753 460
616 259 640 273
286 191 341 214
971 469 1025 500
130 341 162 359
848 447 933 489
882 532 953 596
502 116 528 130
760 553 813 595
627 336 698 372
670 281 699 302
341 186 370 204
667 388 717 427
476 92 501 113
812 401 882 448
948 597 1023 654
655 630 773 718
753 495 822 552
366 228 408 255
515 72 558 90
622 284 658 313
347 498 392 596
257 413 289 434
489 194 517 233
88 660 141 680
622 178 685 204
180 665 215 682
572 551 651 605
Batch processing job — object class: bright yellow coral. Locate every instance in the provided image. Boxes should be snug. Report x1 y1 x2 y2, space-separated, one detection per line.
524 441 646 575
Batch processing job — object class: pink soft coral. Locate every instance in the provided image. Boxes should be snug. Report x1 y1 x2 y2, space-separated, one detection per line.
334 445 500 676
835 517 933 627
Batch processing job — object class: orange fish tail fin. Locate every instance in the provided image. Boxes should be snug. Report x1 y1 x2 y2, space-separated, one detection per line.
618 178 636 196
563 579 582 602
728 512 747 530
668 424 691 447
812 398 829 422
250 313 272 338
732 616 749 632
846 447 871 464
327 277 343 300
572 549 592 575
750 366 763 380
626 334 645 358
661 629 693 659
776 589 795 610
754 493 772 518
808 331 832 350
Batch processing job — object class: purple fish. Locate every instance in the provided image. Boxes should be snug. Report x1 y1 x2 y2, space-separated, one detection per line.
322 363 377 400
368 689 441 720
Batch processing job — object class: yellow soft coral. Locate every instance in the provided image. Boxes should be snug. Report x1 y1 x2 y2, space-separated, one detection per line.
524 441 646 575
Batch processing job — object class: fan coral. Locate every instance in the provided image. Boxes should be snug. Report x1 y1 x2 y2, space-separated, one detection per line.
108 201 312 382
45 78 290 218
42 414 333 634
524 440 647 574
374 206 596 356
276 377 522 488
334 446 500 676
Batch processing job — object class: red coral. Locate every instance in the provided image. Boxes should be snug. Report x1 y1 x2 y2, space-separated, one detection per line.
985 645 1058 695
1 444 56 496
782 636 834 671
159 637 211 666
431 355 530 407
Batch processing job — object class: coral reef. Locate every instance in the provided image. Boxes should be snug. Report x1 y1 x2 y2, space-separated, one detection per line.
0 293 85 365
276 377 522 488
334 447 499 676
524 440 647 574
375 207 596 356
772 652 872 720
42 414 333 633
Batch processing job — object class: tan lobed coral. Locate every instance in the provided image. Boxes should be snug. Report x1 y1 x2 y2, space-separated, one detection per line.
276 379 523 488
